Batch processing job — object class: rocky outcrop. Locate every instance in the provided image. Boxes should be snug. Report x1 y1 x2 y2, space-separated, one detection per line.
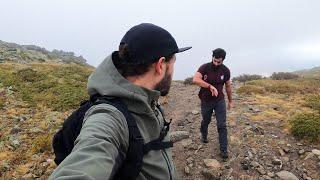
0 40 89 66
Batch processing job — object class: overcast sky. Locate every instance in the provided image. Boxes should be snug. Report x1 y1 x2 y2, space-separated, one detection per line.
1 0 319 79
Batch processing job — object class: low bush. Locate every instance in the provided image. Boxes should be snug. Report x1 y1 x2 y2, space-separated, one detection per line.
304 94 320 112
271 72 299 80
290 112 320 142
236 85 265 95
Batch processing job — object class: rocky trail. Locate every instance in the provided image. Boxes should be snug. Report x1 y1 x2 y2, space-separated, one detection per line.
163 81 320 180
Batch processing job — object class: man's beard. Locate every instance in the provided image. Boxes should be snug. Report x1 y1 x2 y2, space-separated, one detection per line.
155 71 172 96
212 64 222 72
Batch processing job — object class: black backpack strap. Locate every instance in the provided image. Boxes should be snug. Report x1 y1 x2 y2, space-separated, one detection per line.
143 103 173 154
93 96 144 180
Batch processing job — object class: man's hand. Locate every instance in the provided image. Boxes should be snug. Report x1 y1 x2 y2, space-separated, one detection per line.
209 85 218 97
227 100 234 110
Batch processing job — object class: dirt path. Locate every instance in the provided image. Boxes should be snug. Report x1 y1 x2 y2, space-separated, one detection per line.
162 81 320 180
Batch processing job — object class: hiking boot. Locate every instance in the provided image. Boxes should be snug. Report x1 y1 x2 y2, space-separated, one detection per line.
200 136 208 143
220 151 229 160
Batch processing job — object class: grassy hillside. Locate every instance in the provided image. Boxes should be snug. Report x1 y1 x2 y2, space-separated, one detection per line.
236 76 320 142
294 66 320 79
0 62 93 178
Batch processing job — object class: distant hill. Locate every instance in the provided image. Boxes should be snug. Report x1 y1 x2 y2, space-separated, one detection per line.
0 40 91 66
293 66 320 78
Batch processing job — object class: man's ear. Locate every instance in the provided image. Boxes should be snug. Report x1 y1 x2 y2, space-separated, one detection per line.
155 57 166 75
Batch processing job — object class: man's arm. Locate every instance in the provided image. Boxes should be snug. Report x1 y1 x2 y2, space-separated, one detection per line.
225 80 234 109
49 105 129 180
193 72 218 97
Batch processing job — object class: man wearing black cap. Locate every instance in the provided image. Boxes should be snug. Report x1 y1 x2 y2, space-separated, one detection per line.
193 48 234 160
49 23 191 180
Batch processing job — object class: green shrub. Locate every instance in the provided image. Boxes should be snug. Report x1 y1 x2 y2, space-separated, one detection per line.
236 85 265 94
233 74 263 85
304 94 320 112
290 112 320 142
264 83 299 94
271 72 299 80
183 77 193 85
15 68 46 82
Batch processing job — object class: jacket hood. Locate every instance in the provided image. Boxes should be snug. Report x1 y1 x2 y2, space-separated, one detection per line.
87 52 160 114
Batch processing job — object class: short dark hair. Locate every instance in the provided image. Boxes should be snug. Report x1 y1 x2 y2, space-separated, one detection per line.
212 48 226 60
113 43 173 77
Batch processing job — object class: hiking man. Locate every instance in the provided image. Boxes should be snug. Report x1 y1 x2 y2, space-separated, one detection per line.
192 48 234 159
49 23 191 179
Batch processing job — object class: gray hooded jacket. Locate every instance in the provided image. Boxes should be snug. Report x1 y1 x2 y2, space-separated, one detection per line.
49 53 177 180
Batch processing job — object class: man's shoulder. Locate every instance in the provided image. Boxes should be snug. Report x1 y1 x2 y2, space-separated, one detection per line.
221 64 230 72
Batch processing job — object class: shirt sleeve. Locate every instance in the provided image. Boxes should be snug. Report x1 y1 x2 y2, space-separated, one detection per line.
224 67 231 83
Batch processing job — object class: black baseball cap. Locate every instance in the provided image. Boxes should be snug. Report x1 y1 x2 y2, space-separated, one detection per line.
120 23 192 65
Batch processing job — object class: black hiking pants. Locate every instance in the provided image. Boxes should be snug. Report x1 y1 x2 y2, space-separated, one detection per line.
200 99 228 153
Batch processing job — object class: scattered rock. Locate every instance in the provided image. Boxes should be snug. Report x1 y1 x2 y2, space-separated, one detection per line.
267 172 275 178
10 125 21 134
256 166 266 175
298 149 305 155
187 157 194 164
241 158 250 170
170 131 189 143
181 139 193 148
21 173 34 179
276 171 299 180
304 152 315 160
203 159 221 169
191 110 199 115
239 175 253 180
201 168 221 180
184 166 190 174
283 147 290 153
250 161 260 168
311 149 320 156
279 148 286 156
272 158 282 165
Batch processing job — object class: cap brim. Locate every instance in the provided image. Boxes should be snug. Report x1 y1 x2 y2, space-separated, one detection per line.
177 46 192 53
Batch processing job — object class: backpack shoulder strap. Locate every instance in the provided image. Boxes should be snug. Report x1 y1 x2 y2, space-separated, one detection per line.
93 96 144 180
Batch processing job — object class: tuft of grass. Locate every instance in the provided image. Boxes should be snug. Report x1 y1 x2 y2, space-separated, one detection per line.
290 112 320 142
236 85 265 95
304 94 320 112
31 134 52 154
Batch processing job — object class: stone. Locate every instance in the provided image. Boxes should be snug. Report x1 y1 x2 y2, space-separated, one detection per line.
203 159 221 169
21 173 33 179
304 152 315 160
239 175 253 180
279 148 286 156
169 131 189 143
281 157 290 163
201 168 221 180
257 166 266 175
191 110 199 115
10 125 21 134
276 171 299 180
298 149 305 155
181 139 193 148
283 147 290 153
184 166 190 174
267 172 275 178
187 157 194 164
272 158 282 165
250 161 260 168
311 149 320 156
